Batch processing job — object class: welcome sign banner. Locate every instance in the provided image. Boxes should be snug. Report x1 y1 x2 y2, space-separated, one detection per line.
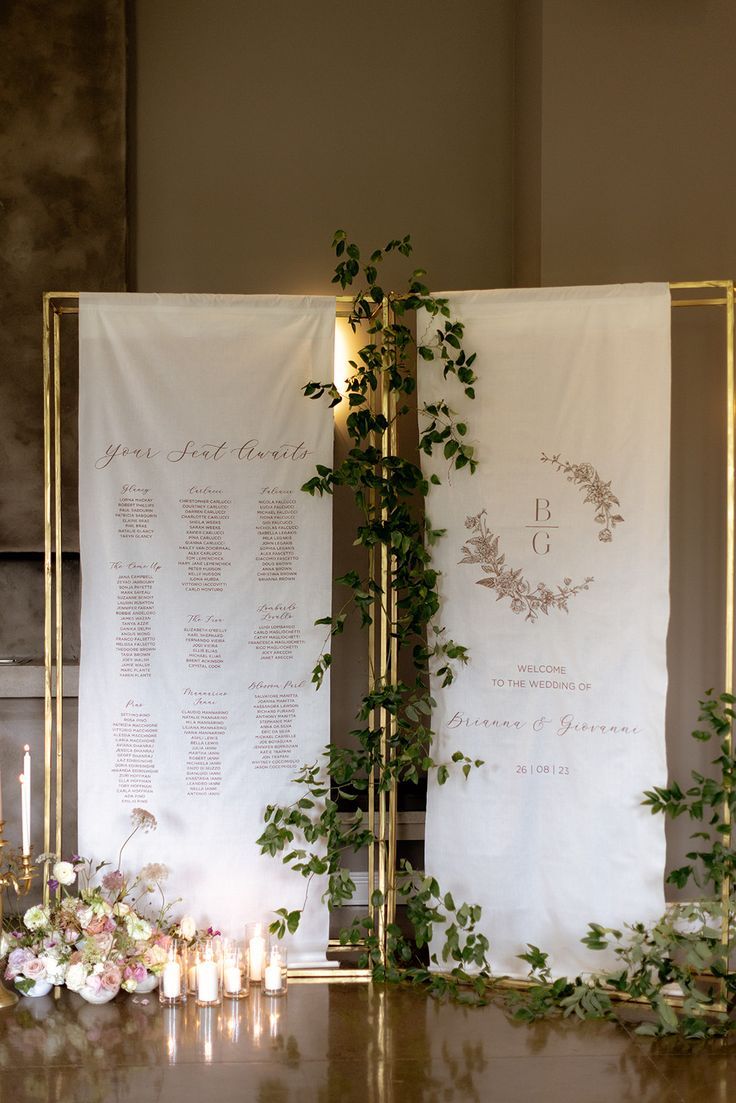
418 284 671 976
77 293 334 958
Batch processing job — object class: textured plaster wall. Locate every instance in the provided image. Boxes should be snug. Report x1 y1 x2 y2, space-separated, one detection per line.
0 0 127 553
0 1 126 867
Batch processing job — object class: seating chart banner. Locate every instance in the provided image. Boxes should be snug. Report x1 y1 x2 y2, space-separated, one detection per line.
418 284 671 976
78 294 334 959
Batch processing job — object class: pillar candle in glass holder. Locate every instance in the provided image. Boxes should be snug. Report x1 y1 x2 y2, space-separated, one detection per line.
160 939 187 1005
263 943 287 996
195 939 221 1006
222 938 247 998
247 922 266 983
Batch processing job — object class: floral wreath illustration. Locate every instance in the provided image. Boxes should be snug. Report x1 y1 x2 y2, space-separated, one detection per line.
459 456 622 623
540 452 624 543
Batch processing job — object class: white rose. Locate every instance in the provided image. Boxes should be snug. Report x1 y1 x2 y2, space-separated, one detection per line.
23 906 50 932
52 861 76 887
39 952 67 985
125 915 152 942
64 962 88 992
179 915 197 941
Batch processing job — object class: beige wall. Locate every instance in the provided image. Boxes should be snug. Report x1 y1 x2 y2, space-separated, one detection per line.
515 0 736 286
133 0 514 294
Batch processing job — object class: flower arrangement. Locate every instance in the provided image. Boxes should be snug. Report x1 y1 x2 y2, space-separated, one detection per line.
2 808 181 1001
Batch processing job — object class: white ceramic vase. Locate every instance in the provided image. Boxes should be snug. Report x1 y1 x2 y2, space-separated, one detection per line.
20 978 53 998
78 984 119 1005
133 972 159 994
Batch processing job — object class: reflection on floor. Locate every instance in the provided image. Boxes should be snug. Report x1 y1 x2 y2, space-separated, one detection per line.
0 981 734 1102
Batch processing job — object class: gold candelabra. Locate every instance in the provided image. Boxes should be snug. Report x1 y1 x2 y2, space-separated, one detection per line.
0 821 37 1009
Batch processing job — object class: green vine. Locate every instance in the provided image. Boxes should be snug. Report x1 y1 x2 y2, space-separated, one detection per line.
257 230 483 951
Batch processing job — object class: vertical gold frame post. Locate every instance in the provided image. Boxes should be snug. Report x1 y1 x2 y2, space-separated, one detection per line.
384 301 399 935
42 292 78 898
43 292 383 980
671 281 734 1012
42 295 53 904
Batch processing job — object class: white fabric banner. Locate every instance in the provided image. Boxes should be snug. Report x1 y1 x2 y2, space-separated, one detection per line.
418 284 671 977
78 293 334 959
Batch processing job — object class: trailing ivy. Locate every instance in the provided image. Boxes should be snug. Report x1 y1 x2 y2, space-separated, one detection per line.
257 231 483 946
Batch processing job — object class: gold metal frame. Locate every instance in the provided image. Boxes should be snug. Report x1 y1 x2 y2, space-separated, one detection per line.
670 281 734 1009
42 282 736 997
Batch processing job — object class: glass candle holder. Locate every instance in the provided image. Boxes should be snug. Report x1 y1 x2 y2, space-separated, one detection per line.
194 937 222 1007
159 939 188 1005
222 938 249 1000
263 941 287 996
246 921 267 984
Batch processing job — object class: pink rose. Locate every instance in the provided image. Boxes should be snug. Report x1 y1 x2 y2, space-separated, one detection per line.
88 932 114 957
123 963 146 983
6 948 34 979
100 965 121 992
85 972 103 994
22 957 47 980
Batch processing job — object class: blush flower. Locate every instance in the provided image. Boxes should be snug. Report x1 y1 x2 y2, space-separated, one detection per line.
102 870 125 894
131 808 157 832
100 964 122 992
22 957 47 981
179 915 197 941
5 947 34 979
140 862 169 885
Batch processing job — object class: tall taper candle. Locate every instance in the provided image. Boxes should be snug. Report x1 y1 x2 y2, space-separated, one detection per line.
23 745 30 841
19 772 29 855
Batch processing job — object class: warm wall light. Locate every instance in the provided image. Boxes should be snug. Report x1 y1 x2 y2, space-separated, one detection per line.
334 316 352 394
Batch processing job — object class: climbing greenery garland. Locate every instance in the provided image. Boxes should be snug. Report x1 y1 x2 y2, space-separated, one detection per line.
257 229 484 954
258 232 735 1039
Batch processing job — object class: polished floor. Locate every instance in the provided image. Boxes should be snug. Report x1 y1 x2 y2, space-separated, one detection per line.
0 981 734 1102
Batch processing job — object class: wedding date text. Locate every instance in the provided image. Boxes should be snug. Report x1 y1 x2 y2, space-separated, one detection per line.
515 763 570 776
